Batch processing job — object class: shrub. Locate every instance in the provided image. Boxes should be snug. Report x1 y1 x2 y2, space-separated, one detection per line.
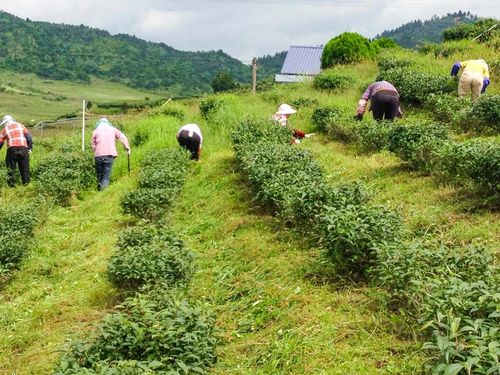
34 152 95 205
131 129 149 147
371 37 398 52
443 18 499 42
377 67 456 104
107 231 195 289
377 54 414 73
311 106 343 133
290 97 319 109
355 120 398 152
471 95 500 133
121 188 175 220
438 140 500 192
317 204 403 276
424 93 471 126
321 32 375 68
54 291 217 374
387 123 450 171
231 117 292 154
199 96 224 119
313 70 351 91
148 100 186 121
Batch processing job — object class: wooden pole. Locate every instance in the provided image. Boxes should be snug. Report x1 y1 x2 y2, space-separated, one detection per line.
251 57 257 94
82 99 86 151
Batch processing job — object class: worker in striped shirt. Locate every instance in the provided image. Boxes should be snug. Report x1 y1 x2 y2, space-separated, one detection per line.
0 115 33 186
355 81 403 121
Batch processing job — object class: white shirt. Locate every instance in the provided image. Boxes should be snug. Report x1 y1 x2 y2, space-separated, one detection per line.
177 124 203 146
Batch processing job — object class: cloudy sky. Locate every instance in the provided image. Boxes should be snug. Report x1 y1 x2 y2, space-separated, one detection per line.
0 0 499 62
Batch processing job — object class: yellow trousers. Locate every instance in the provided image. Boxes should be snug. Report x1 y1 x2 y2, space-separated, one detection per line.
458 71 484 101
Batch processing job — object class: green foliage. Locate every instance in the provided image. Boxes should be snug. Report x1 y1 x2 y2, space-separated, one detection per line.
54 290 217 374
120 148 190 220
311 106 343 133
439 140 500 192
107 224 195 289
211 71 237 93
377 52 415 72
199 96 225 119
355 120 398 152
424 93 471 125
0 203 41 278
131 129 150 147
289 97 320 109
148 101 186 121
313 69 351 91
471 95 500 133
371 37 398 51
321 32 375 68
443 18 500 42
317 204 403 276
387 123 450 172
376 67 456 104
33 151 95 205
417 42 468 58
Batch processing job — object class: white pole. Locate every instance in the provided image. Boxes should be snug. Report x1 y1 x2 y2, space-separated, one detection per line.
82 99 86 151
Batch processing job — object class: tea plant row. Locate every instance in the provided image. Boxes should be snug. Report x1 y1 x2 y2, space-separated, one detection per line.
54 148 218 374
231 118 499 374
312 107 499 194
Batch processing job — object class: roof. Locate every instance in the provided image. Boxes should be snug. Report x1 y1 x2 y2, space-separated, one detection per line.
274 74 314 83
280 45 323 76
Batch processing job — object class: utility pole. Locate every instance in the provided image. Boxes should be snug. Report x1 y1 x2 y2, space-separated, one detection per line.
251 57 257 94
82 99 86 151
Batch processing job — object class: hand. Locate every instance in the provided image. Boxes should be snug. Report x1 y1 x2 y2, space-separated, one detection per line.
28 149 32 154
304 133 315 138
353 114 363 121
127 149 131 155
481 78 490 94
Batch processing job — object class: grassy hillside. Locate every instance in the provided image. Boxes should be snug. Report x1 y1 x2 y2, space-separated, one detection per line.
0 37 498 374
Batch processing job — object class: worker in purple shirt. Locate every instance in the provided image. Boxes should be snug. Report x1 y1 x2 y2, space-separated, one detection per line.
355 80 403 121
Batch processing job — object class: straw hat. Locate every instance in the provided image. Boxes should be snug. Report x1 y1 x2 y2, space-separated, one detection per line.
275 103 297 115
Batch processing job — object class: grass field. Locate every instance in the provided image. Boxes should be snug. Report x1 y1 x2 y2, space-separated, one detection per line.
0 39 498 373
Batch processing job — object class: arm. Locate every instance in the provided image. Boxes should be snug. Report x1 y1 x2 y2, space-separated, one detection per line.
356 84 373 116
25 133 33 150
451 61 461 76
115 129 130 151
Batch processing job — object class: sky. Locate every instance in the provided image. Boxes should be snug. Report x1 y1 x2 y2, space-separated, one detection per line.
0 0 499 63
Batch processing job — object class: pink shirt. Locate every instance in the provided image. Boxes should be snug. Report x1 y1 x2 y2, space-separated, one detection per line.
92 123 130 157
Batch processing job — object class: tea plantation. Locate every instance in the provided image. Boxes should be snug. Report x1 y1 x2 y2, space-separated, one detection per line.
0 37 498 375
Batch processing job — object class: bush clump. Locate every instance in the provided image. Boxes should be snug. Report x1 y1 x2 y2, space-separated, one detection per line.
321 32 375 68
311 106 343 133
107 225 195 289
148 100 186 121
387 123 450 171
355 120 398 152
54 291 217 375
199 96 224 119
34 152 95 205
313 70 351 91
290 97 320 109
471 95 500 133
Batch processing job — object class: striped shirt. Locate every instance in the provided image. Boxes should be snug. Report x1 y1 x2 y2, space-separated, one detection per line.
361 81 399 101
0 122 29 148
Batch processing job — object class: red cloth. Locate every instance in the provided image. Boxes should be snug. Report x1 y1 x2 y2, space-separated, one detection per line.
0 122 29 147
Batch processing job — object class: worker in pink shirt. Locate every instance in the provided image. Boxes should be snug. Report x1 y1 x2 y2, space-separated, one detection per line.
91 118 130 190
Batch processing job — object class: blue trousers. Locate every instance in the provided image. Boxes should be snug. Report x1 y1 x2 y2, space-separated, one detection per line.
94 155 115 190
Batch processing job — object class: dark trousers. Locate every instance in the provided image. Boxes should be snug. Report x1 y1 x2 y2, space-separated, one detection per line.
94 155 115 190
371 91 400 121
177 130 201 160
6 146 30 186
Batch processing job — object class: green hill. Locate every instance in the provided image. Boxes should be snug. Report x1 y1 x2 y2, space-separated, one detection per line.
378 11 478 48
0 11 255 96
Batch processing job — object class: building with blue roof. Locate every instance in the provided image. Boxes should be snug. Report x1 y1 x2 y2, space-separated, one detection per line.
275 45 324 83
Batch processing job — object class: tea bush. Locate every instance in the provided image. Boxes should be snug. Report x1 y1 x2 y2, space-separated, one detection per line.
376 67 456 104
290 97 320 109
131 129 150 147
148 101 185 121
33 151 95 205
321 32 375 67
355 120 398 152
317 204 403 276
438 139 500 192
311 106 343 133
121 188 175 221
313 70 351 91
387 123 450 172
424 94 471 126
54 291 217 374
199 96 224 119
377 53 414 73
470 95 500 133
107 235 195 290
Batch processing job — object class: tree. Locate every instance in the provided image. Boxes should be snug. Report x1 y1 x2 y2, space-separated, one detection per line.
321 32 375 68
211 71 237 93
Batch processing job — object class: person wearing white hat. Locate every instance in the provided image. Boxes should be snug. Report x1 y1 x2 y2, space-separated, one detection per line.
272 103 314 144
176 123 203 160
0 115 33 186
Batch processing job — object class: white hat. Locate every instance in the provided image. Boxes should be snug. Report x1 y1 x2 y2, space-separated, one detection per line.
0 115 13 127
275 103 297 115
